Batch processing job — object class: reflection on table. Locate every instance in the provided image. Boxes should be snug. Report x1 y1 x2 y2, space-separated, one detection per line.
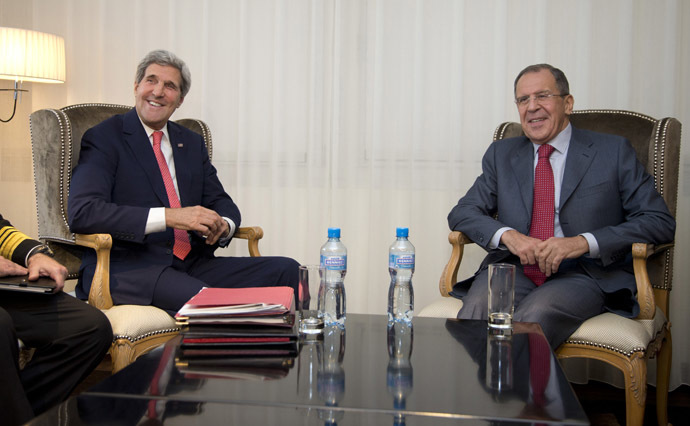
34 315 587 425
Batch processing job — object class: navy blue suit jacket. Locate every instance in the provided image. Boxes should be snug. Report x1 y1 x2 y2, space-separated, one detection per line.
447 126 675 317
68 108 241 305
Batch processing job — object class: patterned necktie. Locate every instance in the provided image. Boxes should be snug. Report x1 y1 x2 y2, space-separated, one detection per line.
524 144 555 285
528 333 551 407
152 131 192 260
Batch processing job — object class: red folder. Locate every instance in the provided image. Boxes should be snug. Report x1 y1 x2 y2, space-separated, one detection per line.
175 286 296 327
176 286 294 317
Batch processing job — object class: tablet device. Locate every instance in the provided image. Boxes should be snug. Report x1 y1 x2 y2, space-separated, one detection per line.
0 275 57 294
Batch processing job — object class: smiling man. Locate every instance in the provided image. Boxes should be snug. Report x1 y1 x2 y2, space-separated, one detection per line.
447 64 675 348
68 50 299 315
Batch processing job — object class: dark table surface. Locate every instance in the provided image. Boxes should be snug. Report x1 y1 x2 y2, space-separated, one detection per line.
29 314 589 425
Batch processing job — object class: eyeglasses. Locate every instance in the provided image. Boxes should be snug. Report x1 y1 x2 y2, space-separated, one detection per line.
515 93 568 107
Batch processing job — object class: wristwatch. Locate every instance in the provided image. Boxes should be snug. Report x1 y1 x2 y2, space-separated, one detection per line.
30 244 55 258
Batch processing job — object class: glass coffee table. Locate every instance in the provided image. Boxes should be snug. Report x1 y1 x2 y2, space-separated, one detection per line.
29 314 589 425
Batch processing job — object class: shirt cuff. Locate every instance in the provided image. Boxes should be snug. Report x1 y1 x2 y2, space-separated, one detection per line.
579 232 599 258
145 207 167 234
218 218 236 245
24 244 44 266
490 227 513 249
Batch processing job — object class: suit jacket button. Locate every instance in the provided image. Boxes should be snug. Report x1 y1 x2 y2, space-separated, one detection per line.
166 249 172 255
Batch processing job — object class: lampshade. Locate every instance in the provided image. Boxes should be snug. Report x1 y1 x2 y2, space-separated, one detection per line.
0 27 65 84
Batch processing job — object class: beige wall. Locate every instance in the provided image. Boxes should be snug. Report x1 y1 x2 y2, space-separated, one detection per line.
0 0 70 236
0 0 36 235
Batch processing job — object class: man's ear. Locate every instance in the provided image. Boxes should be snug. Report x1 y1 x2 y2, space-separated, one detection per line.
564 94 574 115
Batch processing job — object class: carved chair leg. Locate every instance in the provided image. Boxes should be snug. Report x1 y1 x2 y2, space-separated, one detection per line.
656 331 672 426
109 342 136 374
624 356 647 426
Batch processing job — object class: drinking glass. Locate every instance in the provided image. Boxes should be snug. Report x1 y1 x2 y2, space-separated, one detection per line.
299 264 325 334
485 328 513 392
487 263 515 329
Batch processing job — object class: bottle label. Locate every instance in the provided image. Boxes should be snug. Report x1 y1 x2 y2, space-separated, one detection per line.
321 255 347 270
389 254 415 269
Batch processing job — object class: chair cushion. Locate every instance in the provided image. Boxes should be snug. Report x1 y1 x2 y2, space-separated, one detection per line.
102 305 179 343
564 307 668 356
418 297 463 318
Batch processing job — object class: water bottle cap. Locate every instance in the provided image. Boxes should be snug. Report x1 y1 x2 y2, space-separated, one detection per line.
396 227 409 238
327 227 341 238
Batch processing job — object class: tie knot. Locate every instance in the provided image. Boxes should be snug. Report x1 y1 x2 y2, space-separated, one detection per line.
538 143 555 159
152 131 163 147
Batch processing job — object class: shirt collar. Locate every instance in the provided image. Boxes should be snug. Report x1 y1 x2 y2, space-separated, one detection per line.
137 115 170 143
532 122 571 156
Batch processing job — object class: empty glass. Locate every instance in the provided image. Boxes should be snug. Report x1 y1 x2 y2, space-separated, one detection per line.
487 263 515 329
299 264 325 334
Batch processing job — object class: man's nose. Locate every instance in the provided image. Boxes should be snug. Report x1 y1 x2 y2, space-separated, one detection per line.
526 96 541 111
152 82 164 97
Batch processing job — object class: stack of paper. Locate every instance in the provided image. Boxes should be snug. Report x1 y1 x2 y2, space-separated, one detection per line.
175 286 296 326
174 286 298 379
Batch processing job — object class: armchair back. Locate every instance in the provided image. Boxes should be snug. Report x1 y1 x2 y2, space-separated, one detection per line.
493 110 681 305
29 103 214 278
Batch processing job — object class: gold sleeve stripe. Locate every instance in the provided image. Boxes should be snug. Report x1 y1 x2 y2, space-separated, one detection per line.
0 225 32 260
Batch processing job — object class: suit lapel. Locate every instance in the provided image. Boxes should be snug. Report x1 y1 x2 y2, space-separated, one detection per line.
169 123 190 206
560 128 596 208
509 138 535 215
122 110 170 207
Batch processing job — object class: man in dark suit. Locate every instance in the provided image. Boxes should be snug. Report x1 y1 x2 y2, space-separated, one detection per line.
68 50 299 315
0 213 112 425
448 64 675 348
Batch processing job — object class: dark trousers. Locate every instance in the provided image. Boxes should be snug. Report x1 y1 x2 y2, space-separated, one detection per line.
0 292 112 425
457 258 606 349
152 254 300 315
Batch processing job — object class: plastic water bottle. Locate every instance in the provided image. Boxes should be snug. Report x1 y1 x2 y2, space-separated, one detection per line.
388 227 415 323
319 228 347 327
387 321 413 419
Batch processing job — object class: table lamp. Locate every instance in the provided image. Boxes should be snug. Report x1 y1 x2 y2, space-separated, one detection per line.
0 27 65 123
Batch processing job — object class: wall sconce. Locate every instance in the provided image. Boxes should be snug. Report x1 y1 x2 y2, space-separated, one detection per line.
0 27 65 123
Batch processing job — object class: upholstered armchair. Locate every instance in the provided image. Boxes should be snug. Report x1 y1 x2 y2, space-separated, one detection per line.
29 103 264 373
419 110 681 426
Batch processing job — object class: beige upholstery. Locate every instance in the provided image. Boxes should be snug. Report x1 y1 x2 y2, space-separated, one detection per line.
417 296 462 318
421 110 681 426
29 103 265 373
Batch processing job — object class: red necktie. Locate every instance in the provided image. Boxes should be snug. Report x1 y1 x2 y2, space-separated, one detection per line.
152 131 191 260
528 333 551 407
147 342 176 419
524 144 555 285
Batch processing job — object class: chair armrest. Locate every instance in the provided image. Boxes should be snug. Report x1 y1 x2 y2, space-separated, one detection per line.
632 242 674 320
74 233 113 310
233 226 264 257
439 231 474 297
73 227 263 310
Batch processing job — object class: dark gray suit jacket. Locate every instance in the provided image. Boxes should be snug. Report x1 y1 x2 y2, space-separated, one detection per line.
448 126 675 316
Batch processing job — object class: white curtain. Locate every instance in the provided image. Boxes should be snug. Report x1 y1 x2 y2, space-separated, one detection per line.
20 0 690 389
